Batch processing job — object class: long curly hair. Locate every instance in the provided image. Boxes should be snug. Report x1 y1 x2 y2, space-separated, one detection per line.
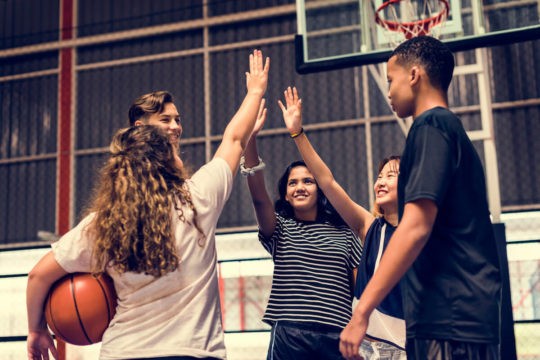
88 125 203 277
274 160 346 227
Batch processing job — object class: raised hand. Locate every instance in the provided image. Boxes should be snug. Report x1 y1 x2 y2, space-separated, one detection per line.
252 98 267 136
278 86 302 135
214 49 270 172
246 50 270 96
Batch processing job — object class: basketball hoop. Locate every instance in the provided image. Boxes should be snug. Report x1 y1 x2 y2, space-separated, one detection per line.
374 0 450 42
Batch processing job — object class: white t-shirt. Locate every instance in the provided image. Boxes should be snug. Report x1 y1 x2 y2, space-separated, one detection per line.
52 158 233 359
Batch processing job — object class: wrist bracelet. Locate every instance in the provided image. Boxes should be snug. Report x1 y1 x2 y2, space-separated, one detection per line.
240 156 266 176
290 127 304 139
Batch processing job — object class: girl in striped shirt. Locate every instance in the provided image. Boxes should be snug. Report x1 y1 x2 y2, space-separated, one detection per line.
242 99 362 360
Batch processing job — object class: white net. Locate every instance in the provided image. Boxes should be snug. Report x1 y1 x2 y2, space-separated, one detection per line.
374 0 450 46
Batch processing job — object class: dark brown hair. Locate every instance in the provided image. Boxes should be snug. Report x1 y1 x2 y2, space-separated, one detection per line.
128 91 174 126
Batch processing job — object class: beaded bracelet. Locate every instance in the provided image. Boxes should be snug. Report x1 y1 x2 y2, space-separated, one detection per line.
290 127 304 139
240 156 266 176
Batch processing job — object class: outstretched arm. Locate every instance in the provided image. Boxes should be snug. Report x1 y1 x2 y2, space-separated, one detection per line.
244 99 276 238
214 50 270 175
339 199 437 360
27 251 68 360
279 87 374 240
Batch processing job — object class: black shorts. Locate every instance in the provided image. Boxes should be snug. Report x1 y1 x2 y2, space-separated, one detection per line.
267 321 344 360
406 338 500 360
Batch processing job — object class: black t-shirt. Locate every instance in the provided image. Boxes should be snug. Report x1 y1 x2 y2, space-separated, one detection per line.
398 107 501 343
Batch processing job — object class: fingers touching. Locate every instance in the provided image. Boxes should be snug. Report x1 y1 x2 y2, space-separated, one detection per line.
246 49 270 95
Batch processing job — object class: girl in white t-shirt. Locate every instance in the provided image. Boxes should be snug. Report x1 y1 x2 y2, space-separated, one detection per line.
26 50 269 360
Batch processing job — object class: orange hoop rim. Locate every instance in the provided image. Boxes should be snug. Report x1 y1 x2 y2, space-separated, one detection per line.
374 0 450 39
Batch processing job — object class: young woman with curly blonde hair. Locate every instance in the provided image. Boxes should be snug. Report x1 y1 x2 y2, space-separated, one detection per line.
90 125 203 278
26 49 269 360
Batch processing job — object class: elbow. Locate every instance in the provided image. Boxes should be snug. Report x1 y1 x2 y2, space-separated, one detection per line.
223 128 249 152
321 177 337 189
252 198 268 210
27 251 65 289
413 226 432 249
27 267 47 287
26 269 45 296
27 267 40 282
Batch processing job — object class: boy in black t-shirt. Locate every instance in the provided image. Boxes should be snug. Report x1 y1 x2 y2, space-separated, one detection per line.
339 36 501 360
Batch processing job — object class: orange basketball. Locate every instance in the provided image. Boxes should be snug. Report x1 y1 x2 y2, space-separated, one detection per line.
44 272 117 345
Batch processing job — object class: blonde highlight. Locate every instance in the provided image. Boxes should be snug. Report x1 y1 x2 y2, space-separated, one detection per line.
86 126 205 277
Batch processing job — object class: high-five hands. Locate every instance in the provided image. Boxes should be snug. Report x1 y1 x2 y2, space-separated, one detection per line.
278 86 303 136
252 98 267 136
246 50 270 96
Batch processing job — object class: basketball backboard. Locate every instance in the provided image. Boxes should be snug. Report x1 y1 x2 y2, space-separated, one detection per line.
295 0 540 74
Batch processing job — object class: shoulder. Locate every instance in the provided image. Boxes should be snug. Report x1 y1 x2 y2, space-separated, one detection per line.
198 157 231 175
408 107 463 144
189 158 232 186
412 107 461 132
275 213 289 224
366 217 384 235
267 213 291 233
371 216 385 228
185 157 234 204
315 221 358 241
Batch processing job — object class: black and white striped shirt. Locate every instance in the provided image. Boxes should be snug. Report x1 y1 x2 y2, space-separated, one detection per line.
259 214 362 330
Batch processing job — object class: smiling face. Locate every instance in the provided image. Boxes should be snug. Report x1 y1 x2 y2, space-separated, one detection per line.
284 165 319 220
143 102 182 147
387 55 415 119
373 159 400 215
